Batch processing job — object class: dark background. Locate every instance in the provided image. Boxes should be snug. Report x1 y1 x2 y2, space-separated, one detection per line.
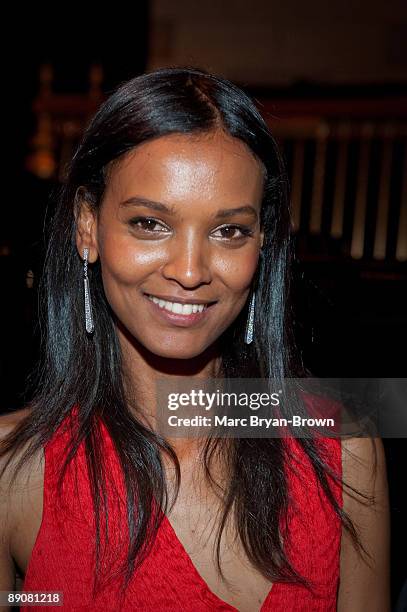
1 3 406 607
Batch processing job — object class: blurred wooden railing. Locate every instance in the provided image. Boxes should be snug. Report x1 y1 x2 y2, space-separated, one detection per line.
25 64 104 181
262 99 407 267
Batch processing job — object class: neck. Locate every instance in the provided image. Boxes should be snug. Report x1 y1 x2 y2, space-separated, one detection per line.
116 320 222 430
116 322 230 485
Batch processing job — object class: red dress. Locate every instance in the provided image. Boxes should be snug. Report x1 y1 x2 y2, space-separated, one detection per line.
22 408 342 611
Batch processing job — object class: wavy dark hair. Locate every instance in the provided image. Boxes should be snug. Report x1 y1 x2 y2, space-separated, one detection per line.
1 67 363 598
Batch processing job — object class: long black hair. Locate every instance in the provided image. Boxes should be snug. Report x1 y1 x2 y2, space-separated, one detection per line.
1 67 362 597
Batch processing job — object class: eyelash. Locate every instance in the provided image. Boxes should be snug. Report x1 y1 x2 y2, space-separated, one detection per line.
128 216 254 240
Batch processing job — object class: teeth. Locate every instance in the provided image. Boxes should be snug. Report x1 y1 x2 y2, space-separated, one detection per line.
172 302 183 314
148 295 208 315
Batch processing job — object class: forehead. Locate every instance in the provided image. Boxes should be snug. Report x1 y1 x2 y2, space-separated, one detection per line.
103 131 265 207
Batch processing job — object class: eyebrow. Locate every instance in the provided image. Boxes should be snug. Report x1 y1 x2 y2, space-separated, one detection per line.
119 196 259 220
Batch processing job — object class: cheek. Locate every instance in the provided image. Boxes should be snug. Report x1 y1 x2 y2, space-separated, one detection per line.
214 251 259 293
98 234 163 285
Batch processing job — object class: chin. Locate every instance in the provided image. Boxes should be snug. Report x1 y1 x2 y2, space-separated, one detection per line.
147 341 208 360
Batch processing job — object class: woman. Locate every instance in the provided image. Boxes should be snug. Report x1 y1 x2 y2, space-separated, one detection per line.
0 67 389 611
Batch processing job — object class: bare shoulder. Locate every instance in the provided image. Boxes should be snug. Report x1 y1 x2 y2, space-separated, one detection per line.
341 436 386 479
0 407 32 439
0 406 45 500
0 407 39 600
0 405 44 520
0 407 37 481
338 437 390 611
0 408 44 595
0 406 45 503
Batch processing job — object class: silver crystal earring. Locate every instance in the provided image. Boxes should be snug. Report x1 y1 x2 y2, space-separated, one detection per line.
244 249 262 345
244 292 255 344
83 248 95 334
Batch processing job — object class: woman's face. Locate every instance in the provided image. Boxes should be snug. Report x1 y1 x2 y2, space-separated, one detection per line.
77 130 265 359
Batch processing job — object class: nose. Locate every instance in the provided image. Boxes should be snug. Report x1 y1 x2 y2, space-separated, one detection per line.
161 235 212 288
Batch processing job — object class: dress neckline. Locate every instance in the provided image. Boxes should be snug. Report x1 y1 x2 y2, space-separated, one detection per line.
161 510 278 611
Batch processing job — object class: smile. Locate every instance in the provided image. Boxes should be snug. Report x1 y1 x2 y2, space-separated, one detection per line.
146 294 208 315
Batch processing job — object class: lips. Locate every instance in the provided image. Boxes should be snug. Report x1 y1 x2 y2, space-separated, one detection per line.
145 292 216 304
144 293 217 327
146 294 207 315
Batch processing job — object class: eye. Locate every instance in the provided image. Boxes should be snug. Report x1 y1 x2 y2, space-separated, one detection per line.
129 216 170 234
211 224 254 240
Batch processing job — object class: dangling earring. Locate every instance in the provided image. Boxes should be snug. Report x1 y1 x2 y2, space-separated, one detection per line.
83 248 95 334
245 292 255 344
244 249 262 345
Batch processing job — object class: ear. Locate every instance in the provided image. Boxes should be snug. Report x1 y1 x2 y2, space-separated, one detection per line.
74 189 99 263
